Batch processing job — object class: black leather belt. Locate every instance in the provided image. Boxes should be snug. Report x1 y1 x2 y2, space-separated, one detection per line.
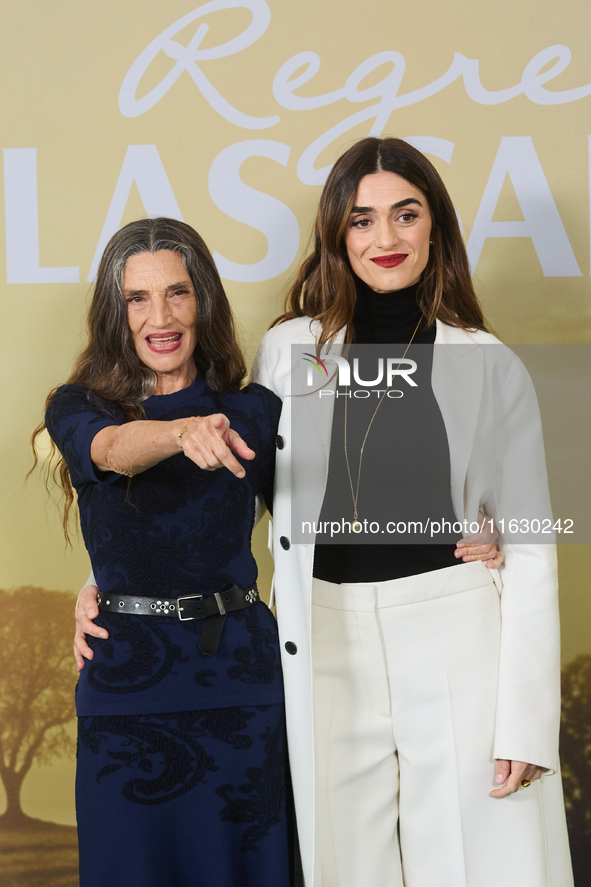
97 583 259 656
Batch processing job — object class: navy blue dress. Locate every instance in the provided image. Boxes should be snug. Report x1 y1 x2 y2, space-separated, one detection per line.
46 377 293 887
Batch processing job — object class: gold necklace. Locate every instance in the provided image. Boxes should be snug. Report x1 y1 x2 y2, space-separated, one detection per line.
344 317 423 533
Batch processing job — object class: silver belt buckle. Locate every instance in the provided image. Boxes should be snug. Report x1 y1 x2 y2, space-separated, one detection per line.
213 592 227 616
176 594 204 621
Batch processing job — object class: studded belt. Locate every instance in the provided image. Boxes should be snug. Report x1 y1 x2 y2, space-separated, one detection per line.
97 583 259 656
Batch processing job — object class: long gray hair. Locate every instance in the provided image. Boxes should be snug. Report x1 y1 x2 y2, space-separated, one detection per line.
74 217 246 410
31 217 246 540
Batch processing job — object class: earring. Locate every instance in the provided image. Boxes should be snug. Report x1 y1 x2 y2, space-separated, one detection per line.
429 240 434 245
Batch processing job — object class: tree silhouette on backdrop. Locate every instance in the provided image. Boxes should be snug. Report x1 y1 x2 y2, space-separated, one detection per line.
0 587 76 826
560 654 591 880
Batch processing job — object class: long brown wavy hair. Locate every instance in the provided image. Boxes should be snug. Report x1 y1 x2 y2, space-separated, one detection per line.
275 137 488 345
31 217 247 540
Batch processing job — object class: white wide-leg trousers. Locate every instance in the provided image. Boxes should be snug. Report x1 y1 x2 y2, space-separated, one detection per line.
311 561 573 887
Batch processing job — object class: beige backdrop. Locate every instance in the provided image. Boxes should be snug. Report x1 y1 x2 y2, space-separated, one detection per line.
1 0 590 882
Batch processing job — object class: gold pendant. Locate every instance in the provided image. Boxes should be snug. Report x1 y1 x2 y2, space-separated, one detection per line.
352 520 363 533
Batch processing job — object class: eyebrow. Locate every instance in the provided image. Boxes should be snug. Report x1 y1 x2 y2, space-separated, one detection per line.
351 198 423 213
123 280 192 296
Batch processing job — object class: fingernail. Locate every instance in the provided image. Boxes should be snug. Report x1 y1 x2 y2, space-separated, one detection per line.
99 632 107 639
496 774 504 783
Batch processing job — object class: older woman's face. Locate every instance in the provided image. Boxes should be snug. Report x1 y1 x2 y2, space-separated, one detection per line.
123 250 198 394
345 171 432 293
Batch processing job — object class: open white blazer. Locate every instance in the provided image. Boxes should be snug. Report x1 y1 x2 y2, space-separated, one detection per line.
251 316 561 887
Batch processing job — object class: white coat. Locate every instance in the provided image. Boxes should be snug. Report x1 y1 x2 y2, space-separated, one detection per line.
251 316 565 887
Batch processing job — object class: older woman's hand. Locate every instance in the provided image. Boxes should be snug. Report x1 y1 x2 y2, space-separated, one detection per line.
455 541 503 568
490 759 547 797
93 413 255 479
74 584 107 671
455 512 503 569
179 414 255 478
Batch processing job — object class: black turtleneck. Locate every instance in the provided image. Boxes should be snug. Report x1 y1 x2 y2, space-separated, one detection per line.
312 275 459 583
352 278 429 345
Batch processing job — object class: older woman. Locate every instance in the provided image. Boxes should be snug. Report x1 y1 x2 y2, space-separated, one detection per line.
34 219 293 887
251 138 573 887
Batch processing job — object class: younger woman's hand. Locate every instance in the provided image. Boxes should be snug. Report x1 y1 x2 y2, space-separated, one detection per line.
490 759 547 797
74 584 107 671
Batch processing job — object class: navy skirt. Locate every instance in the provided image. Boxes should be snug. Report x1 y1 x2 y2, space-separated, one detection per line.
76 704 294 887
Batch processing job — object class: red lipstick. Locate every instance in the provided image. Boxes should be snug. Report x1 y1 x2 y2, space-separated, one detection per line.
371 253 408 268
370 254 408 268
146 332 183 353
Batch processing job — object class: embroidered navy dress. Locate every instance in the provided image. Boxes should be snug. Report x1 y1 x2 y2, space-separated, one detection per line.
46 377 293 887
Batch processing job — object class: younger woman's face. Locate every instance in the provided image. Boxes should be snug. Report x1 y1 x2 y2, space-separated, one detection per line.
345 171 432 293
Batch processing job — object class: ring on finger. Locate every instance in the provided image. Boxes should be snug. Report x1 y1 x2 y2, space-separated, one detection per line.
520 779 532 788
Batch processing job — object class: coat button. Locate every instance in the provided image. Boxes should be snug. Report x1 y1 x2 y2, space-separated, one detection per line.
285 641 297 655
280 536 290 550
275 435 285 449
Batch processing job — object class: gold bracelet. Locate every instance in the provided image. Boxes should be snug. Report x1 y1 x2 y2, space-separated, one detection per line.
178 424 189 445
